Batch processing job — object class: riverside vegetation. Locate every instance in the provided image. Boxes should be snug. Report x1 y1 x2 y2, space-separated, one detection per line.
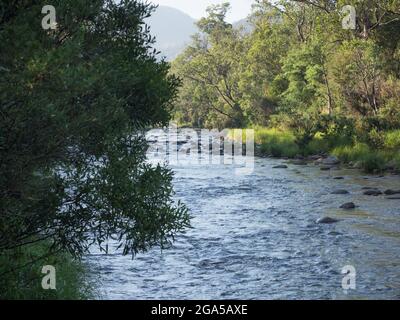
172 1 400 174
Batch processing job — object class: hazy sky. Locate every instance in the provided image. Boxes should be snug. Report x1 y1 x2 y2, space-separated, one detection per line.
150 0 255 22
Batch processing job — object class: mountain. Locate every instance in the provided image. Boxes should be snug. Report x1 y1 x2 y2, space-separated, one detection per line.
146 6 197 61
146 6 254 61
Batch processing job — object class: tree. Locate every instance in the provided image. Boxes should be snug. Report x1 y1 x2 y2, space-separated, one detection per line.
293 0 400 39
238 3 294 125
0 0 189 268
331 39 384 116
173 3 247 128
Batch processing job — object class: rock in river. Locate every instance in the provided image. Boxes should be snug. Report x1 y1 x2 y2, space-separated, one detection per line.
331 189 349 195
363 190 383 196
273 165 288 169
316 217 339 224
384 189 400 195
386 196 400 200
340 202 356 209
290 159 308 166
322 156 340 166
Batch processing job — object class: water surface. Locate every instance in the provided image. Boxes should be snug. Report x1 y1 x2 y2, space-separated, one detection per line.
86 136 400 299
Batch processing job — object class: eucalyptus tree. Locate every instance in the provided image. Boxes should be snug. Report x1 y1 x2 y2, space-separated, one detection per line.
173 3 248 128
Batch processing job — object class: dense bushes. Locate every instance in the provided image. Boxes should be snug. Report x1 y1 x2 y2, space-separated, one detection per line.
255 128 300 158
0 241 96 299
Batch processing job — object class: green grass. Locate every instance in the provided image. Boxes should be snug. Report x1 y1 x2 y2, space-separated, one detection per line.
384 129 400 150
332 143 390 173
253 127 300 158
331 143 372 163
252 128 353 158
0 241 98 300
230 126 400 173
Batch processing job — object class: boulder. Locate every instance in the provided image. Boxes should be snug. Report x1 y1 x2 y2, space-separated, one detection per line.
340 202 356 209
386 196 400 200
316 217 339 224
331 189 349 195
290 159 308 166
363 190 383 196
322 156 340 166
314 158 324 165
273 165 288 169
307 155 321 161
320 166 332 171
384 189 400 195
333 177 345 180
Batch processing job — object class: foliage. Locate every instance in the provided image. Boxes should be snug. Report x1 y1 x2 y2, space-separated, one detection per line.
254 127 300 158
332 143 387 173
0 0 190 281
0 241 97 299
384 130 400 150
172 0 400 172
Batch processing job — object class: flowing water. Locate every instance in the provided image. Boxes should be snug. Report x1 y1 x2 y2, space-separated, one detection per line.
86 132 400 300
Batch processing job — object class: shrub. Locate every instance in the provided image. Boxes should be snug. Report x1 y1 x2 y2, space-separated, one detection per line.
384 130 400 150
305 133 330 155
255 128 300 157
0 241 97 299
332 143 371 163
359 152 386 173
332 143 386 173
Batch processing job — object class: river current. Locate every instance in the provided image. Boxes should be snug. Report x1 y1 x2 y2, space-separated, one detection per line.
86 132 400 299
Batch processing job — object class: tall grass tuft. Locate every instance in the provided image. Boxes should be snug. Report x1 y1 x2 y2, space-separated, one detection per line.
254 128 300 158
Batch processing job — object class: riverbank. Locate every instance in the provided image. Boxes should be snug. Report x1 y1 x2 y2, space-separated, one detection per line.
230 127 400 175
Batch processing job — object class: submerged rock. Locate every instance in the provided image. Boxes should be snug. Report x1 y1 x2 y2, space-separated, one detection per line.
340 202 356 209
363 190 383 196
290 159 308 166
386 196 400 200
331 189 349 195
316 217 339 224
308 155 321 161
384 189 400 195
273 165 288 169
320 166 332 171
333 176 345 180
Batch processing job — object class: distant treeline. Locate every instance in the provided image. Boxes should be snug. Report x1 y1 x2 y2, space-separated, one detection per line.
171 0 400 171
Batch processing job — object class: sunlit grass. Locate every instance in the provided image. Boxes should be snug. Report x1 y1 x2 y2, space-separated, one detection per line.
230 126 400 173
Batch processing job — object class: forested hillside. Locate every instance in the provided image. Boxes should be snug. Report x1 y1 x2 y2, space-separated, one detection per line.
172 0 400 172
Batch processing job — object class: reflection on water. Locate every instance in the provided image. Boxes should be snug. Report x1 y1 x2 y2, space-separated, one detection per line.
85 134 400 300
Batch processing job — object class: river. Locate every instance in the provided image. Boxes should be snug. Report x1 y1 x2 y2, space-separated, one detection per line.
85 131 400 300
